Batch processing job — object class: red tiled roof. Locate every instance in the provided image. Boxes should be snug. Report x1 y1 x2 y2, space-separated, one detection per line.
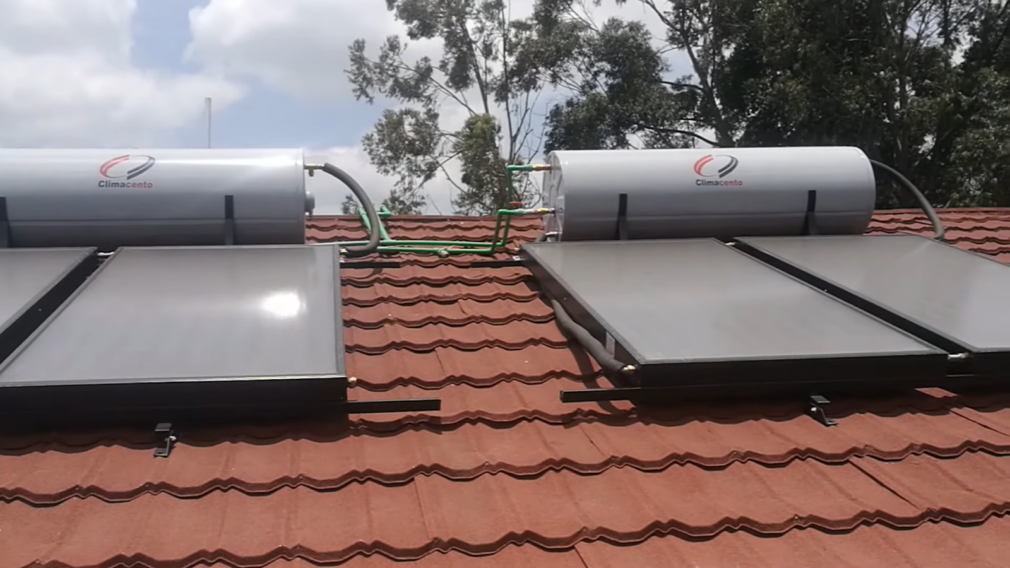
3 208 1010 567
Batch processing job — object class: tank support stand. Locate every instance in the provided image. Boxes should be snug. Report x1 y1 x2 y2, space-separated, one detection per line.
0 197 9 248
615 193 629 240
802 190 819 236
224 195 236 245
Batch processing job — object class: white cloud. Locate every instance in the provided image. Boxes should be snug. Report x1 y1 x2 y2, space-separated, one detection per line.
187 0 442 102
186 0 687 103
185 0 699 214
304 144 461 216
185 0 698 214
0 0 244 148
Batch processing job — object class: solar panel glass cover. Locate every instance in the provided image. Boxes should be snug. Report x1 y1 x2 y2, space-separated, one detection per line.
0 245 343 386
738 234 1010 354
0 248 94 334
522 239 942 365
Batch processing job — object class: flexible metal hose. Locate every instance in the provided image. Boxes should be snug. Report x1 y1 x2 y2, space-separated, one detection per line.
869 159 945 241
319 163 381 257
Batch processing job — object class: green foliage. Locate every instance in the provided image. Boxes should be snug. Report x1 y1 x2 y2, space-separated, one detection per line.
539 0 1010 208
452 114 511 213
346 0 548 215
346 0 1010 213
340 194 359 215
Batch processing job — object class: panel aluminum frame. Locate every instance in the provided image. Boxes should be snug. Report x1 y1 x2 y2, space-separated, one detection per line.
0 244 350 425
736 234 1010 377
522 239 948 397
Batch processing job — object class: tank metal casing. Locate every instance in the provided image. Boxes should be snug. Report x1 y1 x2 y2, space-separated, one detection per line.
0 148 314 248
542 146 877 241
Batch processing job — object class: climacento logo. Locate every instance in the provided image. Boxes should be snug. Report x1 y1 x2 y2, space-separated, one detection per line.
693 154 743 186
98 154 156 188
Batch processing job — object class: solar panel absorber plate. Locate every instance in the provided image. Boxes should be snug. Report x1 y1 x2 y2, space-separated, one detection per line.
522 239 947 394
736 234 1010 376
0 248 97 363
0 244 347 423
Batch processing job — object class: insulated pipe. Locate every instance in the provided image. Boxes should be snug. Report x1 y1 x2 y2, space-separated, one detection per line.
868 159 946 241
308 163 381 257
549 298 636 375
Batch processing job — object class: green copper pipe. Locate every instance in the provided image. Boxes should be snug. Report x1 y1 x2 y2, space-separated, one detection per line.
337 205 551 257
358 206 392 241
505 163 550 203
338 239 495 247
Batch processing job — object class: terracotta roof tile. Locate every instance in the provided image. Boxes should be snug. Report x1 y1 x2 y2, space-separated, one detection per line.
345 319 569 354
2 208 1010 567
344 297 555 328
0 459 934 566
190 515 1010 568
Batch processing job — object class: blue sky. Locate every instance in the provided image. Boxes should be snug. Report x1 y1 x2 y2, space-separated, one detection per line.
0 0 677 215
131 0 382 151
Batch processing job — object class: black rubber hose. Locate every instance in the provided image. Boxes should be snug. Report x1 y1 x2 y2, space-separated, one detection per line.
869 159 945 241
320 163 381 257
549 298 632 375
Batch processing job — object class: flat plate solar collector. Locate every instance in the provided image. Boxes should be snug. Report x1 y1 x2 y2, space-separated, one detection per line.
522 239 947 394
737 234 1010 376
0 244 347 422
0 248 96 334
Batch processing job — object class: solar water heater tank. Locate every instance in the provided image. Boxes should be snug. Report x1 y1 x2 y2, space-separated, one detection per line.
0 148 315 247
541 146 877 240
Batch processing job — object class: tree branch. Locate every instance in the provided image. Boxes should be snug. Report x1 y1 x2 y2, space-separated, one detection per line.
661 80 704 92
639 0 735 145
384 55 478 115
635 122 721 147
501 2 516 159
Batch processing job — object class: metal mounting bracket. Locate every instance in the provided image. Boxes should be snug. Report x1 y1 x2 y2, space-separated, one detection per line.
338 259 402 270
467 255 524 269
807 394 837 427
615 193 629 240
154 422 177 458
802 190 819 236
224 195 236 245
0 197 10 248
341 398 441 413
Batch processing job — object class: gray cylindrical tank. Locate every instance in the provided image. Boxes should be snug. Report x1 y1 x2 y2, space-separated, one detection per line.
542 146 876 241
0 148 314 248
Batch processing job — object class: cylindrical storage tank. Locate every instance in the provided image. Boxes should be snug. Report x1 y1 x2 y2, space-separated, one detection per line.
0 148 314 248
542 146 876 241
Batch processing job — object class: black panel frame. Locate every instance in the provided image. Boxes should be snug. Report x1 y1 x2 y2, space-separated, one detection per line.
0 244 440 427
522 239 951 399
734 235 1010 378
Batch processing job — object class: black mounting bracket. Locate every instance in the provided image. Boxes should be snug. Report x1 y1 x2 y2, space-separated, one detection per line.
802 190 818 236
561 387 837 428
466 255 524 269
807 394 836 427
154 422 177 458
339 259 402 270
224 195 236 245
0 197 10 248
615 193 629 240
341 398 441 413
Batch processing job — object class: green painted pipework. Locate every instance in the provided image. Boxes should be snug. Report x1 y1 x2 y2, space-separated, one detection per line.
338 207 551 256
338 165 552 257
505 163 550 204
359 205 393 242
338 239 501 247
